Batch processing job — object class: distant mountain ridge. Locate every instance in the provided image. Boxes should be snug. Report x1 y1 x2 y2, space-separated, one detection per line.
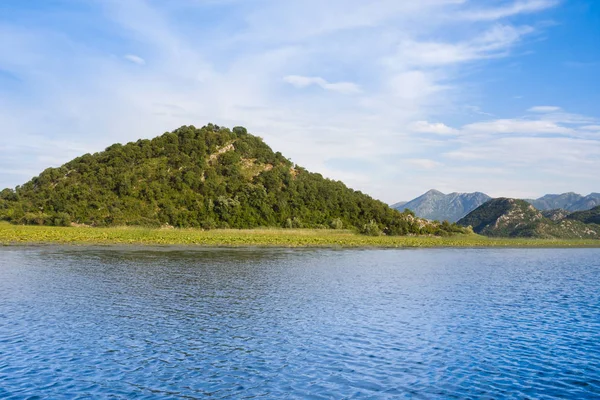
390 201 407 210
391 190 491 223
457 198 600 239
527 193 600 212
394 190 600 222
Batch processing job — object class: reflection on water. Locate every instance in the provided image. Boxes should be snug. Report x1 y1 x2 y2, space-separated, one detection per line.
1 247 599 398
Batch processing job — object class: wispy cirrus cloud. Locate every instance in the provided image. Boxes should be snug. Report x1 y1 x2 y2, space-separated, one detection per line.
581 125 600 131
462 119 574 135
406 158 444 170
459 0 559 21
410 121 459 135
392 24 535 67
124 54 146 65
458 106 597 140
283 75 361 94
528 105 561 113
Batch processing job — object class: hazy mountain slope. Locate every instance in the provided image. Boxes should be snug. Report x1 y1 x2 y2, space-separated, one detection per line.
394 190 491 222
527 193 600 211
0 124 464 236
458 198 600 239
570 193 600 211
390 201 407 210
528 193 583 211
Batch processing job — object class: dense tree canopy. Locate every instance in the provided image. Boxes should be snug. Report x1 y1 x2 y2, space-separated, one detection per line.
567 205 600 225
0 124 465 236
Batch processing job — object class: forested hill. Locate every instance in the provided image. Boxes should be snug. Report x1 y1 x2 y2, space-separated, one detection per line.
457 198 600 239
567 205 600 225
0 124 464 236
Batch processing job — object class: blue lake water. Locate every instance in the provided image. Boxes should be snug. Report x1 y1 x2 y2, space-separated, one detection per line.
1 247 599 399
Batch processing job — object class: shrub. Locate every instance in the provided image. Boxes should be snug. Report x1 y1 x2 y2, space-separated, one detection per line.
360 220 383 236
201 218 217 230
217 221 230 229
53 212 72 227
19 212 51 226
284 217 303 229
330 218 344 230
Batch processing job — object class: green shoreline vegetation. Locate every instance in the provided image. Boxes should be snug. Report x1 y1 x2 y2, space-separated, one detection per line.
1 223 598 248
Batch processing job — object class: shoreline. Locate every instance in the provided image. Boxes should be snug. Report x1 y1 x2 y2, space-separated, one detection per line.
1 223 599 248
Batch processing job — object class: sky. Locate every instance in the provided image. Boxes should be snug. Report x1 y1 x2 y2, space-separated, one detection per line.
0 0 599 203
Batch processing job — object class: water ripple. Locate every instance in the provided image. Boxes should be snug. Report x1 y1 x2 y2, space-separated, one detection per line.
1 247 599 398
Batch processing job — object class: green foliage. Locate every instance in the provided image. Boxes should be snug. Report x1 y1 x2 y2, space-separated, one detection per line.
1 124 466 236
232 126 248 136
360 220 383 236
330 218 344 230
2 223 599 248
284 217 303 229
567 205 600 225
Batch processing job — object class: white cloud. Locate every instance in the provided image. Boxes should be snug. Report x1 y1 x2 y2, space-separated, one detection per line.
124 54 146 65
440 135 600 197
460 0 559 21
410 121 458 135
387 70 446 100
528 106 561 113
581 125 600 131
283 75 361 94
392 24 535 67
447 136 600 170
405 158 443 170
537 110 596 125
465 105 494 117
462 119 573 135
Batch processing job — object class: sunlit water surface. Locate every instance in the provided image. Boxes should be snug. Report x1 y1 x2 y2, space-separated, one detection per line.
1 247 599 399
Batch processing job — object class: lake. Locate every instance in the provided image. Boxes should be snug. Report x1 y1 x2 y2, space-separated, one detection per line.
1 247 599 398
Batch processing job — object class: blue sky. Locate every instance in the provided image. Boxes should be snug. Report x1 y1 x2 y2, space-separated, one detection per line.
0 0 598 202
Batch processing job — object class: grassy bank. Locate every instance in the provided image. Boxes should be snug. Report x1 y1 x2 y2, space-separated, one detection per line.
1 222 599 248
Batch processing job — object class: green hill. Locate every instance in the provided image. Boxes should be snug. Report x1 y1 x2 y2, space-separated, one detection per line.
0 124 464 236
567 205 600 225
457 198 600 239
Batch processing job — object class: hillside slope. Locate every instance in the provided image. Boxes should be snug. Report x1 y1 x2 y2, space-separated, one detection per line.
457 198 600 239
394 190 491 222
0 124 463 236
567 205 600 225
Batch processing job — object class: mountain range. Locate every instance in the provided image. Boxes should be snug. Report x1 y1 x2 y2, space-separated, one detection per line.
394 190 600 222
391 190 491 222
527 193 600 212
